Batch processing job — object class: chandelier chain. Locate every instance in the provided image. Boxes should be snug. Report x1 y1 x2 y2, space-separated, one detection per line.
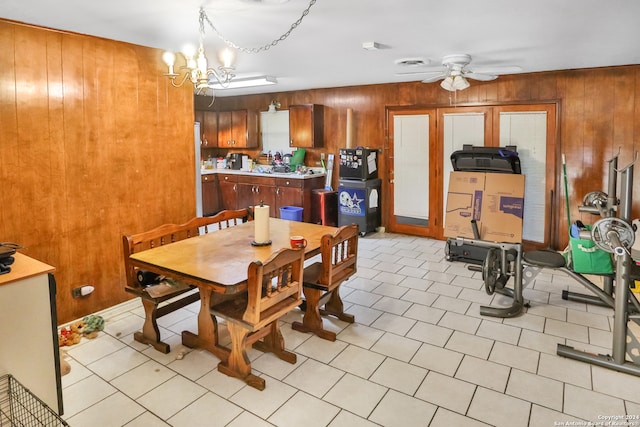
200 0 317 54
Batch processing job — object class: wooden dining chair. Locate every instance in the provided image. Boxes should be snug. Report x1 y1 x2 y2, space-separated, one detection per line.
122 208 253 353
292 223 358 341
210 247 304 390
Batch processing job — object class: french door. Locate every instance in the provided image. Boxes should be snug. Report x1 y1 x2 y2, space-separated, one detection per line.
387 103 558 249
387 109 439 237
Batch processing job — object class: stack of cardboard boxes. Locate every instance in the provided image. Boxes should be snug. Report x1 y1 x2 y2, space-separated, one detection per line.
445 171 525 243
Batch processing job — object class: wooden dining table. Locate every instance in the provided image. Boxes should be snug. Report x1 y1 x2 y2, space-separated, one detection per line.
128 218 338 361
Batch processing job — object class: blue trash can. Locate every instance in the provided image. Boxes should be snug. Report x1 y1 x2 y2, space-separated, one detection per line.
280 206 303 222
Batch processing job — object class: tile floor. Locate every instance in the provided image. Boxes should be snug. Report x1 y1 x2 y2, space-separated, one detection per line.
59 232 640 427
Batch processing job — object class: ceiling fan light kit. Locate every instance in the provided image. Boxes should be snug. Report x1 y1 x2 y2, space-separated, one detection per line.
407 53 521 91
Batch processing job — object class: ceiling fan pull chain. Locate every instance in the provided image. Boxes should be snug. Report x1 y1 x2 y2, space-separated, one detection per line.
201 0 317 54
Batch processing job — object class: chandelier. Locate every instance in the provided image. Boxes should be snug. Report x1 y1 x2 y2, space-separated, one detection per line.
162 1 317 98
162 8 235 96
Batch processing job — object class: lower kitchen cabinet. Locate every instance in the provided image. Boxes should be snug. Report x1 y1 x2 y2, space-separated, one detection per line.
275 175 324 222
218 174 238 212
202 174 219 216
214 173 325 222
237 176 276 216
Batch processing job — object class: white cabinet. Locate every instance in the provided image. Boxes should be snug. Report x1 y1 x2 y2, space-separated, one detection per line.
0 254 63 415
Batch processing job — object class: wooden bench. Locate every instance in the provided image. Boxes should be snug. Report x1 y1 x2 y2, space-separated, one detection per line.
122 208 252 353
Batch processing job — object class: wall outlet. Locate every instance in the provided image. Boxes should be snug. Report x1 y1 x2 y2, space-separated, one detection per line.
320 153 325 161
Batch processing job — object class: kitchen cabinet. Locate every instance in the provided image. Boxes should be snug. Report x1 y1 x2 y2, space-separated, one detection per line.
237 176 276 216
215 172 324 222
275 175 324 222
218 174 238 211
201 111 218 147
202 174 219 216
289 104 324 148
218 110 258 148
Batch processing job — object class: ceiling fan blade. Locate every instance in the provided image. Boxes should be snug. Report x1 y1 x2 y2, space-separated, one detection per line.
420 72 448 83
464 72 498 82
469 65 522 75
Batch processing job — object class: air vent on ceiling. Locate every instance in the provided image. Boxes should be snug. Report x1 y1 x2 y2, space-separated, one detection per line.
395 57 429 67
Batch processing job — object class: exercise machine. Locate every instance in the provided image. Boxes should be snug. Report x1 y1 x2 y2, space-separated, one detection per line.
469 153 640 376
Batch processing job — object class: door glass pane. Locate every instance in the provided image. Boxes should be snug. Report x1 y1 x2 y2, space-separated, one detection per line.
442 113 485 223
499 112 547 243
393 115 429 226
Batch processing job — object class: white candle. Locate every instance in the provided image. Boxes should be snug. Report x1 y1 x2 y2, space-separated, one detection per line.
254 205 270 244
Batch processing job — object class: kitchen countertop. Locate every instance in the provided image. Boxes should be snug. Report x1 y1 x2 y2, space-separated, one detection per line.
201 168 325 179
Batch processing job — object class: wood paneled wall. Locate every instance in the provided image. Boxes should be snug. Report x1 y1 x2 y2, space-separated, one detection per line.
0 20 195 324
3 18 638 323
209 65 640 250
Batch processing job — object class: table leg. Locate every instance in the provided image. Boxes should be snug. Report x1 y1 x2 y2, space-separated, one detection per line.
182 286 230 361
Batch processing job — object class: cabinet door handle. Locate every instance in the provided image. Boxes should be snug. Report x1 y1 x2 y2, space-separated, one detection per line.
276 187 280 196
233 184 237 192
255 186 259 194
290 139 293 146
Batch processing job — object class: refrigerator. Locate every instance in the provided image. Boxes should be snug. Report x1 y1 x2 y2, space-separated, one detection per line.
337 148 381 235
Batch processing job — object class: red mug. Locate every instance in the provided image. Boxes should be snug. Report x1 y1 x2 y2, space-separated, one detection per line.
290 236 307 249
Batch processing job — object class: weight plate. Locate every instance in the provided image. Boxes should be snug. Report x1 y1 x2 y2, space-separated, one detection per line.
582 191 608 207
591 217 635 253
483 248 501 295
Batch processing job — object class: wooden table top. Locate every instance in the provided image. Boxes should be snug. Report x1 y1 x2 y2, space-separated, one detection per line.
129 218 337 293
0 253 55 287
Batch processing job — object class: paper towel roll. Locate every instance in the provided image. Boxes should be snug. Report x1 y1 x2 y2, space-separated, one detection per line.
254 204 270 244
346 108 354 148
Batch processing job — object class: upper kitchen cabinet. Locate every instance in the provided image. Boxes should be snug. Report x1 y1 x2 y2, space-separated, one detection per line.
217 110 258 148
289 104 324 148
201 111 218 147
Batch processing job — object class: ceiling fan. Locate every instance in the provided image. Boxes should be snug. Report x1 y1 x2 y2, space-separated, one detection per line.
400 54 522 91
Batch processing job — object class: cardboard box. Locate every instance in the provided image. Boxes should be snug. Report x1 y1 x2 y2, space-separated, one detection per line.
482 173 525 242
444 172 485 239
444 171 525 243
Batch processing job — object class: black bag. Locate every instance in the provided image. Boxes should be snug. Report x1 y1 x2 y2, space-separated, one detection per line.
451 145 521 174
0 242 20 275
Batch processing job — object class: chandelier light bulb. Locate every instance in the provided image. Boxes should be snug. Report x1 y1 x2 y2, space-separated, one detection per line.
197 50 208 74
162 51 176 67
182 44 197 59
219 48 235 69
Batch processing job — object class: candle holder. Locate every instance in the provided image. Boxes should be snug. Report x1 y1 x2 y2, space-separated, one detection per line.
251 240 272 247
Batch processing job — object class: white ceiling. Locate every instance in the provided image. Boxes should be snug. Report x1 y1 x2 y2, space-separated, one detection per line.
2 0 640 97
